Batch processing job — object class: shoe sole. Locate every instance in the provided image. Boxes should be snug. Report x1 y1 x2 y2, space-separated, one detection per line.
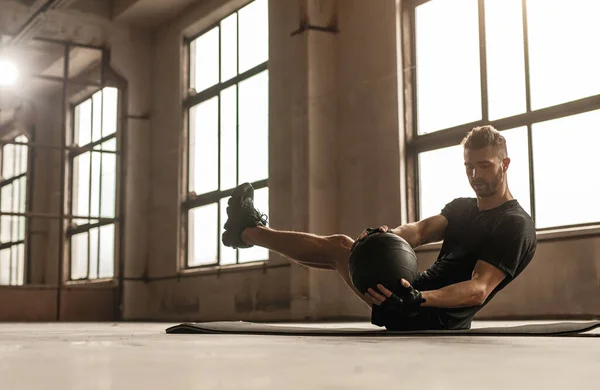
223 182 256 242
228 182 254 207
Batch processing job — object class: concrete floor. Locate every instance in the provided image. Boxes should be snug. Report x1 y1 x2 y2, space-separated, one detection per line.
0 322 598 389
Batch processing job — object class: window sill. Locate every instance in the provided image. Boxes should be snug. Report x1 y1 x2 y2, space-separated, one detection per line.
64 278 116 288
414 224 600 254
0 284 58 290
179 259 289 278
536 224 600 242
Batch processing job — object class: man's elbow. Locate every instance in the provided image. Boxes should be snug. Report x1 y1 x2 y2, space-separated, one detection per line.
471 286 489 306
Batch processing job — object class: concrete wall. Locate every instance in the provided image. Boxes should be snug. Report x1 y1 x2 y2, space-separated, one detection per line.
137 0 599 322
415 232 600 318
1 0 598 322
0 24 153 321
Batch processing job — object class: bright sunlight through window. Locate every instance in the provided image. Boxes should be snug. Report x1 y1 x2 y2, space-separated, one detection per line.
186 0 269 267
412 0 600 230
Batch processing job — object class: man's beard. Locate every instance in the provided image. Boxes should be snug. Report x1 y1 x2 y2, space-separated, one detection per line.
471 167 504 197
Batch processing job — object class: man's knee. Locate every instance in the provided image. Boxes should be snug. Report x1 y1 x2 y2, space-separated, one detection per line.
326 234 354 251
326 235 354 269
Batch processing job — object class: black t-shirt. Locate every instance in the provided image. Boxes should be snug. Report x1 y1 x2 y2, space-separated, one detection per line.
372 197 537 330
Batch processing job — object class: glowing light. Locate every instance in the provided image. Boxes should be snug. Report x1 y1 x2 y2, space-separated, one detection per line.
0 59 19 86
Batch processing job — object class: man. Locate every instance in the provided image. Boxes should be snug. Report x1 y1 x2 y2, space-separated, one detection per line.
221 125 537 331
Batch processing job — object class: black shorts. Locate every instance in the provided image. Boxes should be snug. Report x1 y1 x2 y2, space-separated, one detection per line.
370 273 472 331
371 305 450 331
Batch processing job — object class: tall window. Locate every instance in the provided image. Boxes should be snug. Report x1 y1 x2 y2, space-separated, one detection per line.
406 0 600 230
184 0 269 267
69 87 119 280
0 135 28 285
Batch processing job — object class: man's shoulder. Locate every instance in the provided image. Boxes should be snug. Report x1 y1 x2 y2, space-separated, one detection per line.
498 202 535 229
440 197 478 221
445 197 478 208
492 204 537 243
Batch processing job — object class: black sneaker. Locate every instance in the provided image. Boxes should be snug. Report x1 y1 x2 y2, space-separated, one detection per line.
222 183 268 249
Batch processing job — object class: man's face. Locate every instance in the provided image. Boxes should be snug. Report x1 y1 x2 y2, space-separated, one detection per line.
464 146 509 197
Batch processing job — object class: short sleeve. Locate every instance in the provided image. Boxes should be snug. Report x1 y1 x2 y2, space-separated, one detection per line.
478 216 535 279
440 198 471 225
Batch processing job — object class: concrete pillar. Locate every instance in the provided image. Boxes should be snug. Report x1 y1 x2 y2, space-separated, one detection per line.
28 98 54 285
32 90 63 287
147 26 182 280
268 0 345 319
108 26 154 319
318 0 403 318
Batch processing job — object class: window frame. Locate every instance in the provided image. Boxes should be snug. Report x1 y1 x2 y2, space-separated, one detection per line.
67 86 122 282
402 0 600 232
0 133 32 285
182 0 269 270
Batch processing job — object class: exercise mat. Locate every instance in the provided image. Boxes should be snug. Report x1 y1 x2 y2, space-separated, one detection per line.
166 320 600 337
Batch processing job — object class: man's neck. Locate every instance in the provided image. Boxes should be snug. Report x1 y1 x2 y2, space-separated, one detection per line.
477 187 514 211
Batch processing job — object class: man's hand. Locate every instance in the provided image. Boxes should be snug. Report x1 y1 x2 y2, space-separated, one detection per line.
351 226 389 251
364 278 426 313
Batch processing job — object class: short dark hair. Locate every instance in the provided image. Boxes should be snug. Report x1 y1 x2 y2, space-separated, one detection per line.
461 125 507 159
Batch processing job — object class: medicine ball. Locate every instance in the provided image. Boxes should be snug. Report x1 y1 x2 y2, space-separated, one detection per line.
348 231 418 296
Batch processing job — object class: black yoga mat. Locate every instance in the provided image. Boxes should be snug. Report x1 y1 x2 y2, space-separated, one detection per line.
166 320 600 337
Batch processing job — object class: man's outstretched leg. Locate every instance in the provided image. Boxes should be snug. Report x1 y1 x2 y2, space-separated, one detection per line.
222 183 370 306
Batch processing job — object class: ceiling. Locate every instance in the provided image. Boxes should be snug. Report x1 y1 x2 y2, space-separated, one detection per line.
0 0 203 132
0 0 116 130
113 0 202 27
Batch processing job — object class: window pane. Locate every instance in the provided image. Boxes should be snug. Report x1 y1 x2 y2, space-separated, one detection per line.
418 145 474 219
11 176 18 213
238 70 269 184
0 216 10 243
16 243 24 285
1 183 12 212
101 152 116 218
71 232 88 280
220 85 237 190
191 27 220 93
188 204 219 267
75 99 92 146
17 142 28 176
92 91 103 142
2 144 15 178
16 135 29 178
100 138 117 151
220 13 237 82
485 0 527 120
418 127 531 219
415 0 481 134
239 187 269 263
189 97 219 195
73 152 91 222
499 127 531 216
10 246 17 284
18 216 25 242
219 197 237 265
0 248 9 285
102 87 118 137
532 110 600 228
99 224 114 278
238 0 268 73
18 176 26 213
89 227 99 279
527 0 600 110
90 152 101 217
11 215 17 243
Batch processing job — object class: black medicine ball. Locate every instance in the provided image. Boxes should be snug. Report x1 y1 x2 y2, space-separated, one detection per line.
348 231 418 296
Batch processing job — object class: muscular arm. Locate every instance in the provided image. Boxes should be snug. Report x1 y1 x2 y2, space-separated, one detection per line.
391 215 448 248
421 260 506 308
